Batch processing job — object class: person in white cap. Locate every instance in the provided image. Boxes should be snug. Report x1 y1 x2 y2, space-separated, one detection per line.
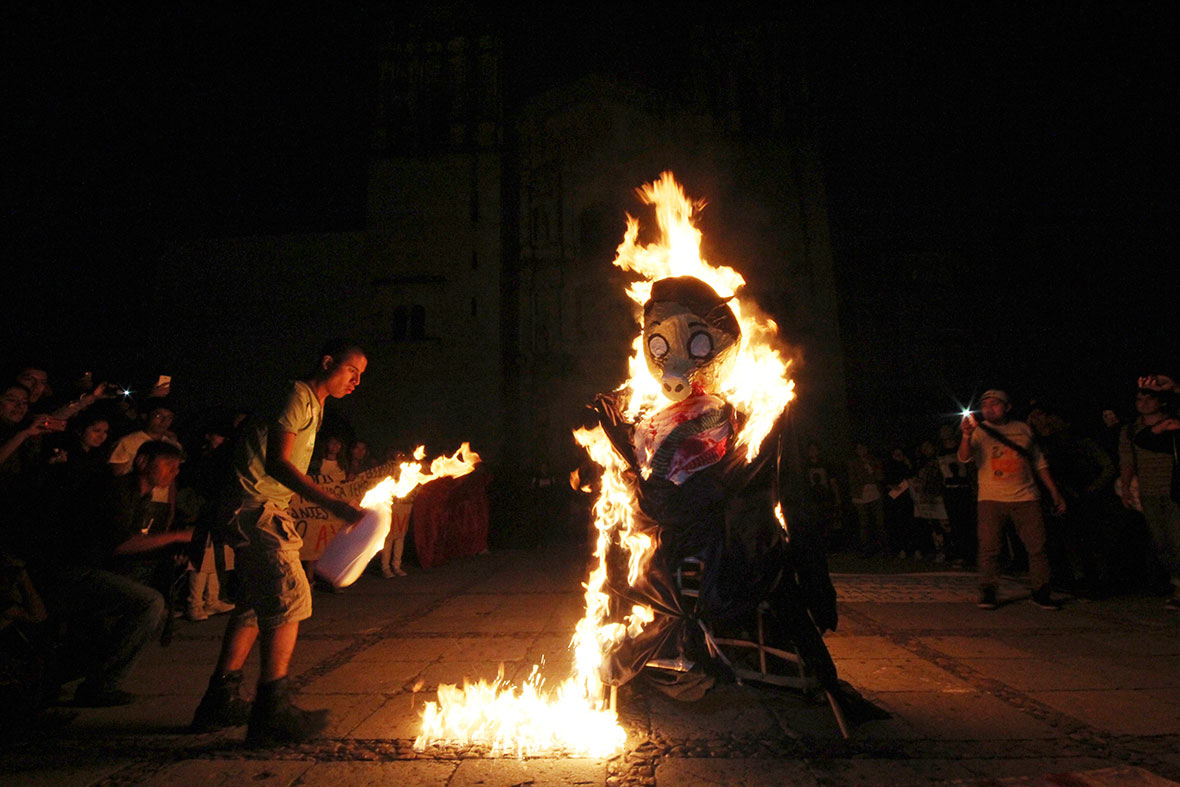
958 389 1066 610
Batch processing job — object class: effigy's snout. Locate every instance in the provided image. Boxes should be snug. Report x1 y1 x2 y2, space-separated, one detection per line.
660 373 691 401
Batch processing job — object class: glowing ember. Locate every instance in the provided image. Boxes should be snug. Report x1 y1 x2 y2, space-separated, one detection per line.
414 172 794 758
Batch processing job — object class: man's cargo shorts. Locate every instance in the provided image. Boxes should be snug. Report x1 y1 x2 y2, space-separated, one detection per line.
230 503 311 629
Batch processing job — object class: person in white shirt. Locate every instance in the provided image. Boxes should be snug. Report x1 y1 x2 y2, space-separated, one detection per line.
959 389 1066 610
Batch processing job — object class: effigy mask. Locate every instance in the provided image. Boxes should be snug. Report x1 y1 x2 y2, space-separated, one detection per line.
642 276 741 403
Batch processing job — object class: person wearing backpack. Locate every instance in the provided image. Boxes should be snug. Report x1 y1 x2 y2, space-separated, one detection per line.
958 389 1067 610
1118 375 1180 611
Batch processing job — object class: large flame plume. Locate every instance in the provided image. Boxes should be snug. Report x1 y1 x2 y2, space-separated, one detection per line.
615 172 795 461
414 173 794 758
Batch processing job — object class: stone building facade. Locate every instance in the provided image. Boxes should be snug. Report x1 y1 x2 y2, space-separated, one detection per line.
153 26 849 474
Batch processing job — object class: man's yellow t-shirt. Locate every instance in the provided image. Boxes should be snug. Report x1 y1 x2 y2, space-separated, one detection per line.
235 380 323 509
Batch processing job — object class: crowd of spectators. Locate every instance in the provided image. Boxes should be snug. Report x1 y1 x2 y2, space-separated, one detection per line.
0 360 379 727
802 374 1180 610
4 357 1177 729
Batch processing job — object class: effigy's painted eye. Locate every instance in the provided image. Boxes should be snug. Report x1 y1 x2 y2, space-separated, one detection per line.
647 334 669 359
688 331 713 359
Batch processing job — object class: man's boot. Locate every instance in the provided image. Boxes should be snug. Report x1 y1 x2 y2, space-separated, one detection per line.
245 676 329 746
190 670 251 732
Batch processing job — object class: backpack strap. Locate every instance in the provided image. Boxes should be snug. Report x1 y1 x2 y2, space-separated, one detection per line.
977 422 1036 468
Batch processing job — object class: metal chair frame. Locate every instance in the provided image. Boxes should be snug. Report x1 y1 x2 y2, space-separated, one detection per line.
670 556 850 737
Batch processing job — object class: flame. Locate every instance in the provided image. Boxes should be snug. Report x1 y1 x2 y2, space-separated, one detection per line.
412 423 637 758
774 502 789 537
361 442 481 506
416 666 625 758
414 173 794 759
615 172 794 461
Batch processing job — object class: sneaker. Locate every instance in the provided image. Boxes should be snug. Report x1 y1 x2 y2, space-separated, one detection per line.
392 567 407 577
381 567 394 579
977 586 998 610
1031 584 1061 610
74 684 135 707
185 607 209 622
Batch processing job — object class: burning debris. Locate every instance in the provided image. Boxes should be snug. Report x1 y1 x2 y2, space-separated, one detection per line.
414 173 844 758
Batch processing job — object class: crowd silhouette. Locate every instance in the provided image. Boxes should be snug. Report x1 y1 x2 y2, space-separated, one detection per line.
802 375 1180 611
0 360 384 727
3 357 1178 733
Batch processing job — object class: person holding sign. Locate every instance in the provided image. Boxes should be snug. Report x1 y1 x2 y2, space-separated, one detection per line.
191 340 367 745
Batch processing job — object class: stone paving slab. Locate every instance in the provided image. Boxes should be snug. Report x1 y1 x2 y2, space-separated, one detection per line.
418 658 530 689
835 655 974 692
348 694 434 738
961 655 1180 692
298 760 457 785
812 756 978 785
313 692 388 737
646 683 781 739
956 765 1180 786
137 759 312 786
831 572 1026 603
348 635 465 663
919 634 1038 659
301 657 428 694
1025 688 1180 736
5 762 132 787
450 757 608 785
849 601 1085 632
996 631 1141 660
655 757 818 785
1087 629 1180 657
824 634 915 661
451 612 558 634
7 550 1180 787
866 689 1062 740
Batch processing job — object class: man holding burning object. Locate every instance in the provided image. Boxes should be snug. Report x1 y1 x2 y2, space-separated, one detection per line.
191 340 366 744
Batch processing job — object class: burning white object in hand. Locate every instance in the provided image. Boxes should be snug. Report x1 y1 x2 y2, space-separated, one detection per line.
315 443 480 588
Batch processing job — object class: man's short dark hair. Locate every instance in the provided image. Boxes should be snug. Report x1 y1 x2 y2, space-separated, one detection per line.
312 338 365 376
135 440 184 465
1139 387 1176 410
143 398 173 415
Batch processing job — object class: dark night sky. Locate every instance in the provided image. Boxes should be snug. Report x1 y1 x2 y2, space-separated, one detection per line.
5 4 1176 440
801 6 1177 439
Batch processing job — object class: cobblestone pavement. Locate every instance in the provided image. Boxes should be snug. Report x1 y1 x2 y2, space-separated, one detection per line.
831 571 1029 603
4 545 1180 786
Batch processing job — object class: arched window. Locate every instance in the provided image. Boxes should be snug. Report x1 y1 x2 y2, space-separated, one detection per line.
392 305 409 341
409 304 426 339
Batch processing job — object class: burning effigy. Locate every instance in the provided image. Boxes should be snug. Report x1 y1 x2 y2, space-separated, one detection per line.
414 173 857 758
